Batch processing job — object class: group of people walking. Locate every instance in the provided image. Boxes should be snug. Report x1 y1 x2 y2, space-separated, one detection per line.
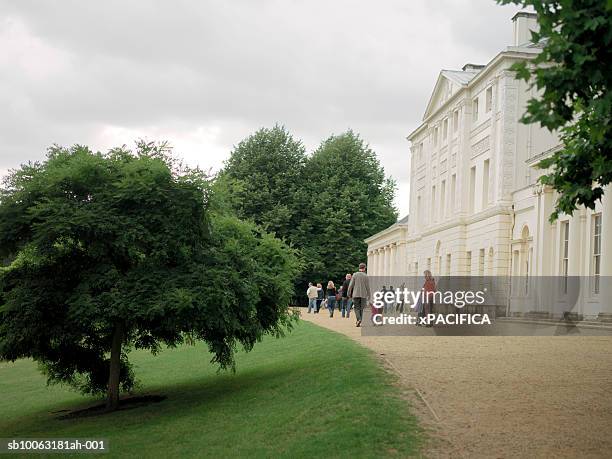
306 263 372 327
306 277 352 318
306 264 437 328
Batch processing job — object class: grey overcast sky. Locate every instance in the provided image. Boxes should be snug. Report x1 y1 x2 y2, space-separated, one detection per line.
0 0 521 216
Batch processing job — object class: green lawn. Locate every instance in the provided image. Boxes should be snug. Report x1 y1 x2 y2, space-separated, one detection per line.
1 320 421 458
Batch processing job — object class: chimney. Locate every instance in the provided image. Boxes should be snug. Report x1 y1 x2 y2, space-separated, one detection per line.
462 63 486 72
512 12 539 46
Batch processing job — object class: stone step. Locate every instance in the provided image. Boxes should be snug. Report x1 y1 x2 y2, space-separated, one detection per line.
498 317 612 330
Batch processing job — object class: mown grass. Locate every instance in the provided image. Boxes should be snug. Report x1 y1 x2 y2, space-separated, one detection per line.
1 320 421 458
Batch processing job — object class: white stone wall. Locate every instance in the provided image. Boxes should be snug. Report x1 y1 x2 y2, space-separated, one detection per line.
365 37 612 319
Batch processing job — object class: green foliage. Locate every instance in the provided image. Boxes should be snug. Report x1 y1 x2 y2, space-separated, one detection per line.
0 141 299 397
296 131 397 285
217 125 307 238
219 128 397 291
498 0 612 220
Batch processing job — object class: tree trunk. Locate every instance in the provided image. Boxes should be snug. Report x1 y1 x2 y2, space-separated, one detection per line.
106 321 124 411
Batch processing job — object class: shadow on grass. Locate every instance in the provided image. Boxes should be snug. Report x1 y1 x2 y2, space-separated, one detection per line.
18 356 312 428
57 395 168 420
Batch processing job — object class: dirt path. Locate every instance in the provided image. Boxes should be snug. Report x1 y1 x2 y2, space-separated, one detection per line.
300 308 612 458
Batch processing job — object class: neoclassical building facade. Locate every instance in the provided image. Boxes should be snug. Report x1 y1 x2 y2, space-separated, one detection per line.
366 13 612 320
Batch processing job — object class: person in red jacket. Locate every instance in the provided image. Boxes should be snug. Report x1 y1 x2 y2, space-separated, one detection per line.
422 270 436 326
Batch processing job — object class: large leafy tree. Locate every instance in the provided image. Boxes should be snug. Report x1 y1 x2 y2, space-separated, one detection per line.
218 127 397 293
297 131 397 285
499 0 612 220
0 142 298 411
217 125 307 239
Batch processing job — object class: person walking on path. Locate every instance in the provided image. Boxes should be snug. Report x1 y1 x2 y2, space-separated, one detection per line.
380 285 388 314
348 263 371 327
397 282 406 314
423 270 436 327
326 281 337 317
388 285 395 315
306 282 318 313
315 283 324 313
340 273 352 318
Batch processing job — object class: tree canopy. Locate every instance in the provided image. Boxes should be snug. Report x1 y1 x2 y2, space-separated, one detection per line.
217 125 307 239
499 0 612 220
296 131 397 285
0 141 299 410
218 127 397 290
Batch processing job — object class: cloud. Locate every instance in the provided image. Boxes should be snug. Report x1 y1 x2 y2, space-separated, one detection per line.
0 0 522 216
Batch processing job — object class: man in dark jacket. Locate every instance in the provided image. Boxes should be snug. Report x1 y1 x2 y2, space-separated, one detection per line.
315 283 324 313
347 263 371 327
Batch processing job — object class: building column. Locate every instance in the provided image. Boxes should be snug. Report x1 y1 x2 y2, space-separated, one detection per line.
370 249 380 276
380 246 389 277
600 189 612 277
398 241 407 277
599 189 612 316
568 210 583 276
372 249 380 276
535 188 554 276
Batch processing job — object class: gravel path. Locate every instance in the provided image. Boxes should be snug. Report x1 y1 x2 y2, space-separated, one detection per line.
300 308 612 458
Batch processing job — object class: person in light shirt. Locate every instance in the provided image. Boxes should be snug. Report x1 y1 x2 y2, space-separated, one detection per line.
306 282 318 313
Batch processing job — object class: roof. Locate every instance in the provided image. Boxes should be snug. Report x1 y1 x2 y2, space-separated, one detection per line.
511 11 537 21
440 69 479 86
421 68 481 120
364 214 409 245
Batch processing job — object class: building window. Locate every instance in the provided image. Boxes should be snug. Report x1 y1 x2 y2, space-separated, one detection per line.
511 250 520 295
486 86 493 112
592 214 601 294
450 174 456 213
433 126 439 146
466 251 472 275
416 195 422 224
483 159 490 207
561 221 570 294
442 118 448 140
469 166 476 213
453 110 459 133
525 247 532 295
472 98 479 122
446 254 451 276
478 249 485 276
414 261 419 276
427 257 431 271
431 186 436 222
513 250 520 276
440 180 446 219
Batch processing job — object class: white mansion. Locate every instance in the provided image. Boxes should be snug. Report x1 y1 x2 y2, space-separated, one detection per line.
365 13 612 320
